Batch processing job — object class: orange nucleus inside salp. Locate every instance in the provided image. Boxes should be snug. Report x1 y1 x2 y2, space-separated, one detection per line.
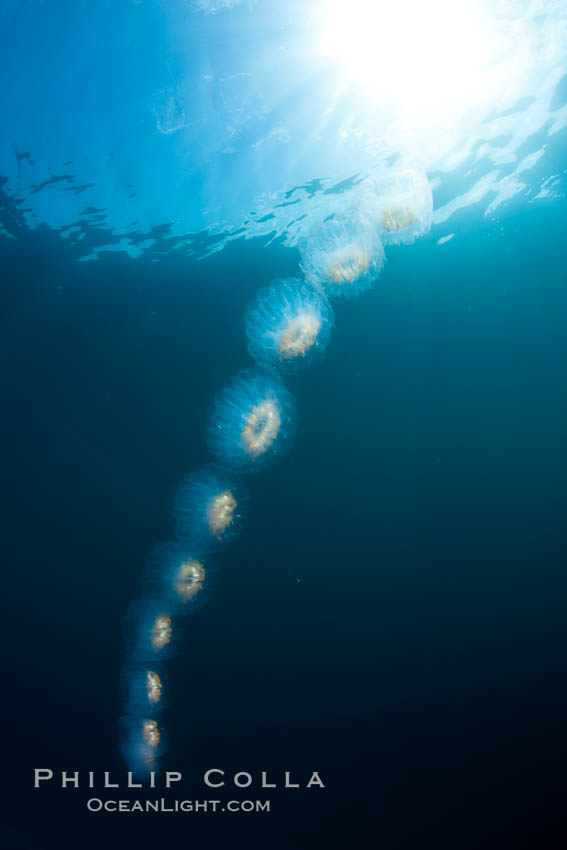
206 490 236 537
278 314 321 360
327 246 370 285
382 206 418 233
143 719 160 747
146 670 163 705
240 398 281 459
150 615 172 650
174 558 206 602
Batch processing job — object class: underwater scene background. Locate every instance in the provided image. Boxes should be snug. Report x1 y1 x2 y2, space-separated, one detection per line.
1 1 567 849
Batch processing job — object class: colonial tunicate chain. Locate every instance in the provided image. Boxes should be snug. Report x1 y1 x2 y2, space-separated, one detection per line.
119 164 433 776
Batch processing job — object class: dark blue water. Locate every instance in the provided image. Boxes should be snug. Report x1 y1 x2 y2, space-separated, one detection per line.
2 188 567 849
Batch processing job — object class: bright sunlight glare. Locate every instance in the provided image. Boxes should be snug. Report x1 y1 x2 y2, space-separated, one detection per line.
316 0 519 129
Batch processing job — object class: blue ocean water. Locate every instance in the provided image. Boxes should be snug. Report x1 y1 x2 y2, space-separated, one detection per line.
2 2 567 849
